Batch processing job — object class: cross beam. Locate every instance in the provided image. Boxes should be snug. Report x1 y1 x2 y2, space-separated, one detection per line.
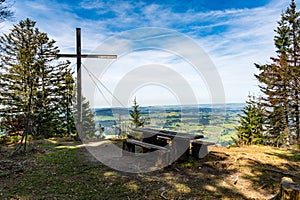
57 54 117 59
58 28 117 138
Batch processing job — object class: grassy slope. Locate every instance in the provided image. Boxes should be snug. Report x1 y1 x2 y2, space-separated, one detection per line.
0 139 299 200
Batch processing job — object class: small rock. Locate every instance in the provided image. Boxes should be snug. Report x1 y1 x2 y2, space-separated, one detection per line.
159 187 166 191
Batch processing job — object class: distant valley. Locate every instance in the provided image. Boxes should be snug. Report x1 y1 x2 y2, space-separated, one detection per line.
94 103 244 146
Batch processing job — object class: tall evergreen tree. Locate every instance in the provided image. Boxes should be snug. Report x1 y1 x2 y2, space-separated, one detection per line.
58 65 76 136
129 97 144 128
73 96 97 140
285 0 300 143
255 0 300 145
255 62 290 144
0 19 74 151
234 94 265 146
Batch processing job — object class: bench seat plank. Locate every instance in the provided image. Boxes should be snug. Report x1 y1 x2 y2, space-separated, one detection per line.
191 140 216 146
191 140 215 159
125 139 169 151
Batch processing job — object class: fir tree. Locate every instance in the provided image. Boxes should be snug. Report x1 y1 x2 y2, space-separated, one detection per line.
58 66 76 136
82 97 97 139
255 63 290 144
0 0 13 23
285 0 300 143
234 94 265 146
0 19 74 151
73 96 97 140
129 97 144 128
255 0 300 145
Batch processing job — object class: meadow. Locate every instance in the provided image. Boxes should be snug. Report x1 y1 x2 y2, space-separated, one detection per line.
94 103 244 146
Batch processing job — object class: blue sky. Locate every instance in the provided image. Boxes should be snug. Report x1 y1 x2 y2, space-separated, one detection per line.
1 0 298 107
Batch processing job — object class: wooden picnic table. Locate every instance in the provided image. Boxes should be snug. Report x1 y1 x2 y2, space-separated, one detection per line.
128 128 207 161
123 128 215 164
132 127 204 141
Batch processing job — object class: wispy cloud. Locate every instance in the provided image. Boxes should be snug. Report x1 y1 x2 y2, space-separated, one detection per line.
1 0 297 105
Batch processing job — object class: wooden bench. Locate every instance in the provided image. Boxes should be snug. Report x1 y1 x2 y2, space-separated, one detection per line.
133 127 204 140
123 139 169 154
132 128 205 161
128 128 212 164
157 135 172 141
191 140 216 159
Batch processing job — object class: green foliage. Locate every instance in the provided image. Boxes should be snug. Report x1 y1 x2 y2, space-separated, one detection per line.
199 112 211 126
181 159 198 168
0 115 25 135
129 97 144 128
163 113 181 129
0 19 75 144
0 134 34 144
234 94 265 146
73 96 98 139
82 97 97 139
0 0 13 22
255 0 300 145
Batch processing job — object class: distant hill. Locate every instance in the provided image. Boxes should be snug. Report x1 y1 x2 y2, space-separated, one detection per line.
94 103 245 116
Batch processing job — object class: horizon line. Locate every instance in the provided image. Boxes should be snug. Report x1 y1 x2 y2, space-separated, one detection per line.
93 102 245 109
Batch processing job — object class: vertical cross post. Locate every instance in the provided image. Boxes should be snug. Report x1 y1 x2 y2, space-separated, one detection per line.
51 28 117 140
76 28 82 136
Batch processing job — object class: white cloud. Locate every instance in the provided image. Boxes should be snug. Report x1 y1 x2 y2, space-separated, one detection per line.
79 0 105 10
2 0 298 106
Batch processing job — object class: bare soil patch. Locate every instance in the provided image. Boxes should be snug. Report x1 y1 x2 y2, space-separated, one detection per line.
0 139 299 199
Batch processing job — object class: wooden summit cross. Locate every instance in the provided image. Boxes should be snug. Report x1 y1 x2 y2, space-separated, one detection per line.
57 28 117 135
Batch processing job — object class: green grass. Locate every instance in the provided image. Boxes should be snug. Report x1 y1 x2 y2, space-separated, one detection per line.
1 142 135 199
2 138 298 199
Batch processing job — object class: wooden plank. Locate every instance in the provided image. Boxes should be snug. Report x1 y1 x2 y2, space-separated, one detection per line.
157 135 172 141
133 127 204 140
191 140 216 146
126 139 168 151
170 136 190 162
191 140 215 159
56 54 117 59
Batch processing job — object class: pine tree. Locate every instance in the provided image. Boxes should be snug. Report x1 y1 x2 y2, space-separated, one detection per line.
255 63 290 144
73 96 97 140
255 0 300 145
58 65 76 136
82 97 97 139
0 19 74 151
234 94 265 146
0 0 13 23
129 97 144 128
285 0 300 143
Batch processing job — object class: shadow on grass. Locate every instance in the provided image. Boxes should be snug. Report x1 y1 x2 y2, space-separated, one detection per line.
265 150 300 163
150 151 245 199
3 140 299 199
233 147 300 199
264 150 300 183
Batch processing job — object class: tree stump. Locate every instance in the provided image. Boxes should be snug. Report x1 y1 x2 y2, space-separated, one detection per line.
276 177 300 200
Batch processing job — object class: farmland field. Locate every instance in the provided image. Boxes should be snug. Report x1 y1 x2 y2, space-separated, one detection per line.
94 103 244 146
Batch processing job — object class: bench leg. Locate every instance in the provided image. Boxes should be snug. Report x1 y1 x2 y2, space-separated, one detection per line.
171 137 190 162
191 143 209 158
178 148 190 162
142 147 154 153
123 141 135 156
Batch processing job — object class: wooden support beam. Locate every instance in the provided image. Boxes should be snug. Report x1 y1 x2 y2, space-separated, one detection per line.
49 28 117 139
76 28 82 138
57 54 117 59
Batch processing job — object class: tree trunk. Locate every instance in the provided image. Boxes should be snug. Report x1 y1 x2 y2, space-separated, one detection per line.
14 81 33 154
295 103 300 144
275 177 300 200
